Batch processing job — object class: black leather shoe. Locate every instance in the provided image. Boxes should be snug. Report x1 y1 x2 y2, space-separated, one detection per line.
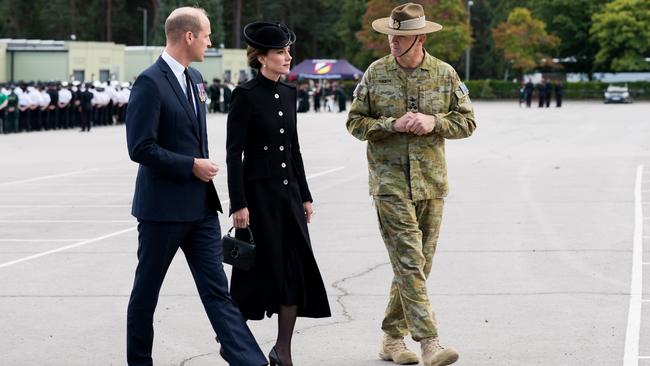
215 336 227 362
268 346 283 366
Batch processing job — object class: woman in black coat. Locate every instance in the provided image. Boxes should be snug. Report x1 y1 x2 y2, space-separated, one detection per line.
226 22 331 366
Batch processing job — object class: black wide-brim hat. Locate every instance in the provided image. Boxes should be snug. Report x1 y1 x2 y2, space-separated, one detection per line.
243 21 296 50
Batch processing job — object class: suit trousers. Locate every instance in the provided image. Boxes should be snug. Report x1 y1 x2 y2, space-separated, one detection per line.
126 212 266 366
374 196 444 341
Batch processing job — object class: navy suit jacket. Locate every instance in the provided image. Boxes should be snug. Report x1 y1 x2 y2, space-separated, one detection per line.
126 57 222 221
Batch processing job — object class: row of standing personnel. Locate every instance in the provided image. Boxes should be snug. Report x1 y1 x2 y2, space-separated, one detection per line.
0 81 131 134
521 79 564 108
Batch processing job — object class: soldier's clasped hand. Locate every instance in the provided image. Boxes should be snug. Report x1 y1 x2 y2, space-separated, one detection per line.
192 158 219 182
393 112 415 132
406 113 436 136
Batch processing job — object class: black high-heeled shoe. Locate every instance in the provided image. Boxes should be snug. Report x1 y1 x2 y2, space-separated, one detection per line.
268 346 283 366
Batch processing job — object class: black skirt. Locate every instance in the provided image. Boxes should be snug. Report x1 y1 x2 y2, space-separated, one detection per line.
230 200 331 321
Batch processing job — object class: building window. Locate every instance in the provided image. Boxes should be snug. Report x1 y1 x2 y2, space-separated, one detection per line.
239 70 248 83
99 69 110 82
73 70 85 82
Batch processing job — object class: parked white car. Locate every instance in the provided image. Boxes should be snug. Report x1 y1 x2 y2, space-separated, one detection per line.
604 85 633 103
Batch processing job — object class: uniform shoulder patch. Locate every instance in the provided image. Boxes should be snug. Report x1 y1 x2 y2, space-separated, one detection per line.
454 82 469 100
459 82 469 95
353 83 367 101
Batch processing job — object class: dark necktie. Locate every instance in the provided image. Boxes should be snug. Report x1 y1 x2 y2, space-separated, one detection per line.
184 68 196 117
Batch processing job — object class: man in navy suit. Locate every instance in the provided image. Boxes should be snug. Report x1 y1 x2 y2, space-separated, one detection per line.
125 7 267 366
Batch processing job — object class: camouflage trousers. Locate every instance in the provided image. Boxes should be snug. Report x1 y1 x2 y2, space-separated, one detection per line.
374 195 444 341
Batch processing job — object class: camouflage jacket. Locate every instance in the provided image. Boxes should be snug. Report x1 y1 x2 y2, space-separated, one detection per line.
346 52 476 200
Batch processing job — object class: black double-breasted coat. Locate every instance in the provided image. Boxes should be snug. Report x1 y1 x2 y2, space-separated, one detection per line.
226 72 331 320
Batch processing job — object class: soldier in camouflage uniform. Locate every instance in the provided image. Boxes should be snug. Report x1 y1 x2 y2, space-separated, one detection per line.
346 3 476 366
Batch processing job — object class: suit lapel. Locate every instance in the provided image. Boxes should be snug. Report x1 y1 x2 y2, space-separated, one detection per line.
156 58 200 138
187 70 209 157
186 71 205 148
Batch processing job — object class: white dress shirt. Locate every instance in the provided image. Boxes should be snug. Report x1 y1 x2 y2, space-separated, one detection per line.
161 50 197 114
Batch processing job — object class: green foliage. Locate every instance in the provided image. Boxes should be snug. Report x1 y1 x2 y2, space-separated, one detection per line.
421 0 473 62
492 7 561 76
0 0 152 44
529 0 607 76
465 80 518 99
153 0 225 47
590 0 650 72
356 0 472 67
333 0 373 70
356 0 398 58
0 0 648 79
464 80 650 100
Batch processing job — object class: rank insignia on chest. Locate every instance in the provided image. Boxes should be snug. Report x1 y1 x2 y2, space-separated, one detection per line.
196 83 207 103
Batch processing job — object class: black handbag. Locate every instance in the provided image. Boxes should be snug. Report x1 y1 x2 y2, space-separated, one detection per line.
222 227 256 270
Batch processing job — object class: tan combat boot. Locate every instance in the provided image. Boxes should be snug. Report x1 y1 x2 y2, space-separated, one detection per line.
420 337 458 366
379 334 420 364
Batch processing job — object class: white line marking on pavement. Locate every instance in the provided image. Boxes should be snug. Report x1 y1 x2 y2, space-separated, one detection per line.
0 205 130 208
0 166 344 269
0 220 133 224
624 165 643 366
0 193 128 196
0 239 91 242
0 168 103 187
306 166 344 180
0 227 137 269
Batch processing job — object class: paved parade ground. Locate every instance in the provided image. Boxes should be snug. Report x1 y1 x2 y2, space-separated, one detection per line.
2 101 650 365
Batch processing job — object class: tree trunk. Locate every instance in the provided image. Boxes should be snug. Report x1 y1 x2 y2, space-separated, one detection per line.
69 0 77 37
106 0 112 42
233 0 242 48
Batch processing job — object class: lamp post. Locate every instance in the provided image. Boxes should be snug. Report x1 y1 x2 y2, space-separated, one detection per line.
465 0 473 81
137 7 148 47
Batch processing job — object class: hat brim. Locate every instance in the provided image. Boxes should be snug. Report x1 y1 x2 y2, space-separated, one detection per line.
371 17 442 35
243 22 296 50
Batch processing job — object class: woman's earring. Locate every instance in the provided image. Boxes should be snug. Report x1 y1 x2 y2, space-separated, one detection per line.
262 64 266 68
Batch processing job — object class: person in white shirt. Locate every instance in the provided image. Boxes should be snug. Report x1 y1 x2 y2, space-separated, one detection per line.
17 85 31 132
39 84 51 130
58 82 73 129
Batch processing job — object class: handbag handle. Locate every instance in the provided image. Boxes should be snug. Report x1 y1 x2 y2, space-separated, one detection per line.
226 226 255 244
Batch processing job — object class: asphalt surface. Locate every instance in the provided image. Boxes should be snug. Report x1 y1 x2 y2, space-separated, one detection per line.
1 101 649 365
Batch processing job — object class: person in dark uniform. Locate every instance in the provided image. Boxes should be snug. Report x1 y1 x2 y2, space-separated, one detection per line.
80 83 94 132
537 79 546 108
524 79 533 108
555 81 564 107
47 82 59 129
313 83 321 112
0 85 7 134
544 79 553 108
335 82 347 112
226 21 331 366
222 81 232 112
71 81 82 128
5 87 19 133
297 83 310 112
208 78 221 113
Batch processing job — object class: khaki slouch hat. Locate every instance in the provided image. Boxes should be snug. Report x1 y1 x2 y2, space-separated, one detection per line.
372 2 442 36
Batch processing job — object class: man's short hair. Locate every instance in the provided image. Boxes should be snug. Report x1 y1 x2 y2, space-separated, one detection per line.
165 7 208 42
